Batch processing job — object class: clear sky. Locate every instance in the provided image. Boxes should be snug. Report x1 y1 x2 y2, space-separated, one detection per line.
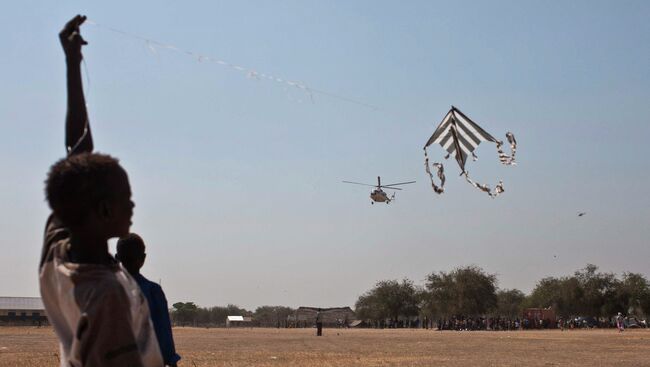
1 1 649 310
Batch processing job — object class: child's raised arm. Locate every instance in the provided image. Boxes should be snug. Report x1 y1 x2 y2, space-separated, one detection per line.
60 15 93 155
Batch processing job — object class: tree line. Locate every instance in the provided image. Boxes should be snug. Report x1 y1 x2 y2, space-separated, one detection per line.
356 264 650 324
169 264 650 327
171 303 294 327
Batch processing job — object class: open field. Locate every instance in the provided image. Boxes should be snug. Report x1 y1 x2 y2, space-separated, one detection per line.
1 327 649 366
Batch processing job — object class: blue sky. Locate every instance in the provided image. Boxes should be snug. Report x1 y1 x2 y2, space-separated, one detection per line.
1 1 649 309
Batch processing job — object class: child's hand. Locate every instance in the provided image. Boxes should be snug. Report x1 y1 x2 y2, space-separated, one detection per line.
59 15 88 62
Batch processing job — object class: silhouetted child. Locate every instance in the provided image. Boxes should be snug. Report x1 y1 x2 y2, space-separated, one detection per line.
40 15 163 367
117 234 181 366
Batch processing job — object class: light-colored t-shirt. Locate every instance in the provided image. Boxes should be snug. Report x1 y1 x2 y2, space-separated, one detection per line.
39 214 163 367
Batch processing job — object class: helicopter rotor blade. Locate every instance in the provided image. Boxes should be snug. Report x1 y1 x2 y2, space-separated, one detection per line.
382 181 416 187
342 181 378 188
380 186 403 191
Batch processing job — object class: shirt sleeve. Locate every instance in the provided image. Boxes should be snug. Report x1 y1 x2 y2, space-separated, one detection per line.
71 281 146 367
150 284 181 365
40 214 68 269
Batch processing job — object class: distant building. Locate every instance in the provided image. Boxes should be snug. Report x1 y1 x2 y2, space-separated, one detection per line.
0 297 47 325
226 315 253 327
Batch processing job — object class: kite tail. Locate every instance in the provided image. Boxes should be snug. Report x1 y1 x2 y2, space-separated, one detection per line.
463 171 504 198
468 130 513 197
424 148 445 194
496 132 517 165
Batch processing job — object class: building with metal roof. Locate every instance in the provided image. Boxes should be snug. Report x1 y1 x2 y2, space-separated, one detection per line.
226 315 253 327
0 297 47 325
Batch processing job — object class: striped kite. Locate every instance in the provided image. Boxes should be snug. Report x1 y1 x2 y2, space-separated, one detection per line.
423 106 517 197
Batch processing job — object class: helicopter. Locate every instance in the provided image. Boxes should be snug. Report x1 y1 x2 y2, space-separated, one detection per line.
342 176 416 204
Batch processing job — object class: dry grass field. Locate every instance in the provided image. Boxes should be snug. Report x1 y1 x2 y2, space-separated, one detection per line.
1 327 649 367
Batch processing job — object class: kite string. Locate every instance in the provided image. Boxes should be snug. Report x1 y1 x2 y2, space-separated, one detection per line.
82 20 455 130
86 19 518 199
84 19 380 111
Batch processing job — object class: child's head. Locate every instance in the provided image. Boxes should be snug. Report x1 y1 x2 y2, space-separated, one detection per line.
45 152 133 238
116 233 146 275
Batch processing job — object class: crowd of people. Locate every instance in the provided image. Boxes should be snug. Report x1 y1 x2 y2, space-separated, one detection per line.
432 315 644 331
436 316 525 331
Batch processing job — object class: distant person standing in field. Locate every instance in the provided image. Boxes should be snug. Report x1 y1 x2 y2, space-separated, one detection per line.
616 312 625 332
117 234 181 366
40 15 163 366
316 309 323 336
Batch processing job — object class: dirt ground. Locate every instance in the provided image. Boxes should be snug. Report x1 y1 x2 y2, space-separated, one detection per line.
1 327 649 366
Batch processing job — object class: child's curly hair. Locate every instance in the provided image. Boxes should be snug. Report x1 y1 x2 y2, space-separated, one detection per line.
45 152 127 226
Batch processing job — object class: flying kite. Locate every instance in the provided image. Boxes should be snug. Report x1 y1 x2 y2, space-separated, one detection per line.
423 106 517 197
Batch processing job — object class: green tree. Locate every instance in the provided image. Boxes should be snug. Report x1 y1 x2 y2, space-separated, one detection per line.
171 302 199 325
206 306 229 325
355 290 383 321
496 289 525 318
524 264 646 319
422 271 454 318
208 304 252 325
171 302 253 326
574 264 617 317
612 272 650 317
524 276 582 317
425 266 498 317
355 279 420 324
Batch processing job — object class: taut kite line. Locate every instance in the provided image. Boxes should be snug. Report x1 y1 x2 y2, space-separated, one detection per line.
423 106 517 197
